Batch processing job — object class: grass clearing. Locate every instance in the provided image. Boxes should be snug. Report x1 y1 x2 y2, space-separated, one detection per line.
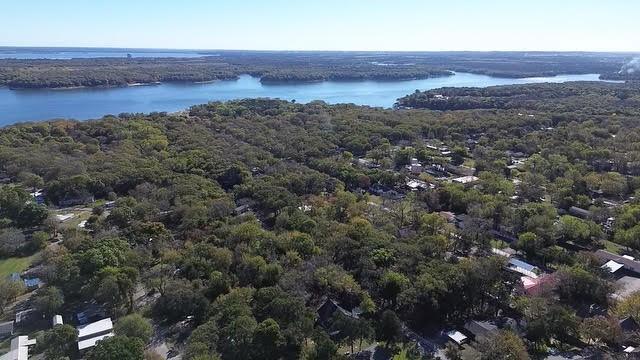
0 255 36 278
603 240 624 255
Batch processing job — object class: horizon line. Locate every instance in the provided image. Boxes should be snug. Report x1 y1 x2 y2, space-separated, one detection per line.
1 45 639 55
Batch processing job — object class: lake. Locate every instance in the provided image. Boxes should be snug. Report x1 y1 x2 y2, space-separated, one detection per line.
0 72 608 126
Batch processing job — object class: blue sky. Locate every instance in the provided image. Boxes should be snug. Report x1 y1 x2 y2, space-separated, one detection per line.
1 0 638 51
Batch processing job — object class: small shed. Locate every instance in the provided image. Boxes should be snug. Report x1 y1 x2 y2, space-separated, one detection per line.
447 330 468 345
23 278 41 291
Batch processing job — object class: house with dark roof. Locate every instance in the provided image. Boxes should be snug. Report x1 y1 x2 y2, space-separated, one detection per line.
463 320 498 340
317 299 360 324
76 303 107 325
595 250 640 276
0 321 14 340
569 206 592 219
619 317 639 333
316 298 362 338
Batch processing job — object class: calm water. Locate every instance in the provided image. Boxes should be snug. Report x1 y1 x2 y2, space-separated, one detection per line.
0 73 608 126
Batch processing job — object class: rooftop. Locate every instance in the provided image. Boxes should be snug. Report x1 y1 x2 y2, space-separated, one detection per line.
595 250 640 274
447 330 467 345
452 175 479 184
77 318 113 339
0 336 36 360
77 333 114 351
602 260 624 273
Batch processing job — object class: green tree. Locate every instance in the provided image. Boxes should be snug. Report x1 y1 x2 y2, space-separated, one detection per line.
556 265 611 305
218 315 257 360
615 291 640 320
309 330 338 360
252 318 285 360
579 316 622 346
556 215 601 246
41 324 78 359
115 314 153 344
379 271 409 306
477 330 529 360
33 286 64 317
0 278 25 314
513 232 542 259
86 336 144 360
376 310 402 346
0 227 25 256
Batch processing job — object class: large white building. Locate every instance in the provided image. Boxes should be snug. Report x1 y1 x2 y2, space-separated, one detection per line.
0 336 36 360
77 318 114 351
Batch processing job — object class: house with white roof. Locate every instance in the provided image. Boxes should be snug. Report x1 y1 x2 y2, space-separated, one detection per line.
77 318 114 351
447 330 468 345
452 175 479 186
0 336 36 360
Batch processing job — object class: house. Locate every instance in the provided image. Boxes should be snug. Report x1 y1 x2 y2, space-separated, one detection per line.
77 318 114 351
23 278 41 291
426 164 448 177
619 316 640 333
447 330 468 345
507 258 540 278
29 190 45 205
0 321 14 339
234 204 252 215
569 206 591 219
595 250 640 276
452 175 479 185
76 303 107 325
490 229 518 243
464 320 498 340
0 336 36 360
55 213 75 222
492 247 516 258
14 310 37 326
316 298 361 333
454 213 470 230
381 189 404 200
408 164 424 174
439 211 456 223
405 179 433 191
446 164 475 177
356 158 378 169
234 198 256 215
59 194 94 207
520 273 557 296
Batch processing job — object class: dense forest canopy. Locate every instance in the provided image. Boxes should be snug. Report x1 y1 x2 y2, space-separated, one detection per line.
0 51 637 89
396 81 640 114
3 81 640 359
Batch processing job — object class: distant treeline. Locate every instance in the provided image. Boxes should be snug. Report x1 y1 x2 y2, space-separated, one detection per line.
395 82 640 114
0 51 637 89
